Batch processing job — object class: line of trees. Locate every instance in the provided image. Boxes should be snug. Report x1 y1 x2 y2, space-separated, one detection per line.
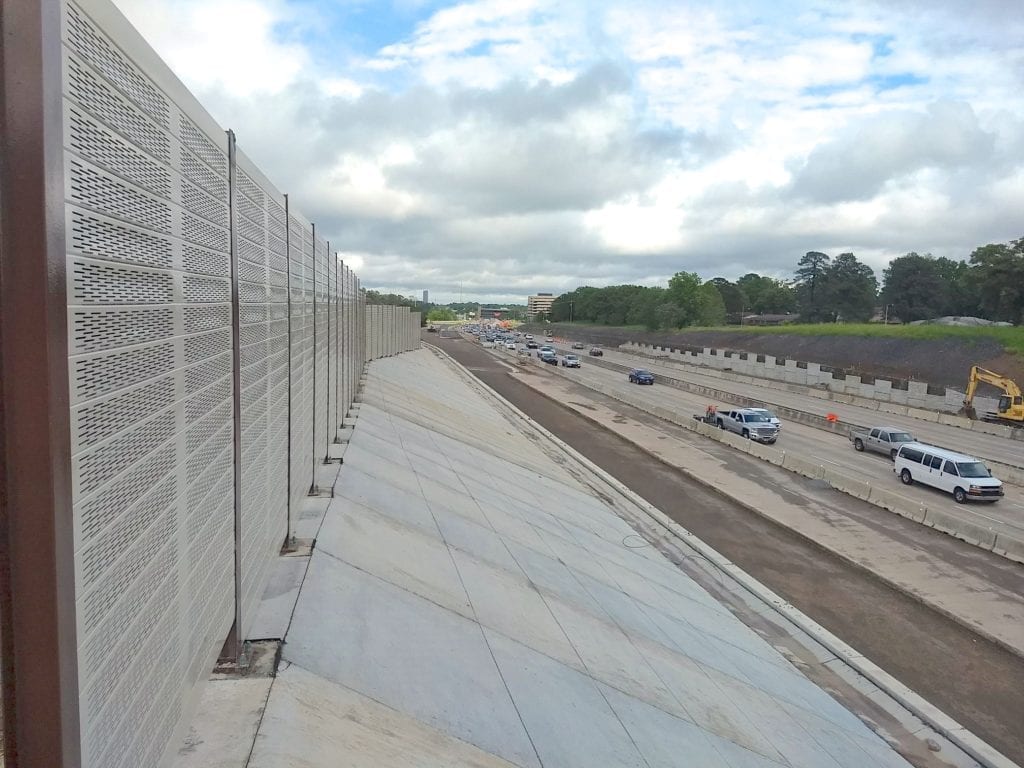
364 290 421 309
547 237 1023 330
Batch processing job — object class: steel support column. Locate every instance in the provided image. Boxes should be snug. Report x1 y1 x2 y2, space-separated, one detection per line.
0 1 82 765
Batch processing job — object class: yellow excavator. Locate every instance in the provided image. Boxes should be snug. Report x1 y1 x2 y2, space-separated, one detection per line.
960 366 1024 425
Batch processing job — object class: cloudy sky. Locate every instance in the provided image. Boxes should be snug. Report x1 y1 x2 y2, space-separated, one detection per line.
113 0 1024 304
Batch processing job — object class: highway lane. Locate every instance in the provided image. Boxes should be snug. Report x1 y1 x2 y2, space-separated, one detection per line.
504 345 1024 539
551 338 1024 471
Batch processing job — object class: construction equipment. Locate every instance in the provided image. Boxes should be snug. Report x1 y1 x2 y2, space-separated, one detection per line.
693 405 719 424
960 366 1024 425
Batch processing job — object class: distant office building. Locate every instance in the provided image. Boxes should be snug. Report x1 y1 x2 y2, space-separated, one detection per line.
422 290 429 307
527 293 555 320
479 306 510 320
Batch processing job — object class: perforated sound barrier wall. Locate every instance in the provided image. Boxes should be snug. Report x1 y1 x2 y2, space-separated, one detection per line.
15 0 416 765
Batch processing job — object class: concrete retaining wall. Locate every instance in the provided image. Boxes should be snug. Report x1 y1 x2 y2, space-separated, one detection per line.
581 353 1024 486
621 342 1020 443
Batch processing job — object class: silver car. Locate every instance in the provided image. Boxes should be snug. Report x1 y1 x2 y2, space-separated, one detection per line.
716 408 780 444
746 407 781 430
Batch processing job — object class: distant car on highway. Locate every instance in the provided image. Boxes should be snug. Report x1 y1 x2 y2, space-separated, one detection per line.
850 426 915 459
589 347 603 357
538 345 555 356
628 369 655 385
540 351 558 365
572 342 585 349
504 341 516 350
526 341 539 349
745 407 780 430
561 355 581 368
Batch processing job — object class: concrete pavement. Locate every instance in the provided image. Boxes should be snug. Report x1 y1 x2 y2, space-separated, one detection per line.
173 348 999 768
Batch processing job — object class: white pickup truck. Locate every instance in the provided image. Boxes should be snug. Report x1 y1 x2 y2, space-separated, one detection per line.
849 426 915 460
715 408 780 444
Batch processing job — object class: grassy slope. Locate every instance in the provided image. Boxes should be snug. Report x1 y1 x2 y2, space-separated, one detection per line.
557 321 1024 357
686 324 1024 357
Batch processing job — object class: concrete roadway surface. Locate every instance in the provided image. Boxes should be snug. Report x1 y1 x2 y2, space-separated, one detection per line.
533 342 1024 543
551 339 1024 473
431 331 1024 765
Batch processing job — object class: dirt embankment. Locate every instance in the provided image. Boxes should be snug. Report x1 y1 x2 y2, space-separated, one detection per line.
529 324 1024 393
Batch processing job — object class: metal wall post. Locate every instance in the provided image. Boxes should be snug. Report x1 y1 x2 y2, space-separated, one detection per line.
0 1 82 764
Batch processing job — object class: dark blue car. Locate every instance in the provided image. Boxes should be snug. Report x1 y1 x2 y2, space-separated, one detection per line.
628 368 655 384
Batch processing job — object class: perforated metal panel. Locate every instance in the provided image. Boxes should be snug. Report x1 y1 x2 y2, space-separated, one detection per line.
62 2 233 765
231 145 288 642
347 268 355 413
365 303 374 361
374 304 381 360
287 208 314 531
409 311 421 351
343 266 351 413
387 305 397 357
329 255 340 442
312 231 329 465
341 263 353 418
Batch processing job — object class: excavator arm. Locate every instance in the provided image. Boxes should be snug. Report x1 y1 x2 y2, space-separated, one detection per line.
962 366 1024 423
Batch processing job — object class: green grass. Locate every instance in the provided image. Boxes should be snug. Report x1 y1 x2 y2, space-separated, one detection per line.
684 323 1024 357
546 320 1024 357
554 320 649 332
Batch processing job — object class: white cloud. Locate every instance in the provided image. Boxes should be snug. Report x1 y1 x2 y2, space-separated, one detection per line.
108 0 1024 302
115 0 309 96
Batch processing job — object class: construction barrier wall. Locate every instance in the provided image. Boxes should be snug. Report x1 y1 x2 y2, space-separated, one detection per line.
0 1 414 766
620 341 1002 417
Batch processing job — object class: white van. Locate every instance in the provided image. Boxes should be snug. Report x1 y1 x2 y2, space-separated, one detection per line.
894 442 1003 503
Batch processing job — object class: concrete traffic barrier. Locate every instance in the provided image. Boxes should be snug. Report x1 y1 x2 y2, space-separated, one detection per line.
867 487 929 524
744 440 779 462
652 406 675 421
780 453 825 480
922 507 999 551
822 468 872 501
877 402 910 417
967 420 1020 442
692 420 715 438
993 532 1024 563
937 413 973 429
986 461 1024 486
907 406 939 423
